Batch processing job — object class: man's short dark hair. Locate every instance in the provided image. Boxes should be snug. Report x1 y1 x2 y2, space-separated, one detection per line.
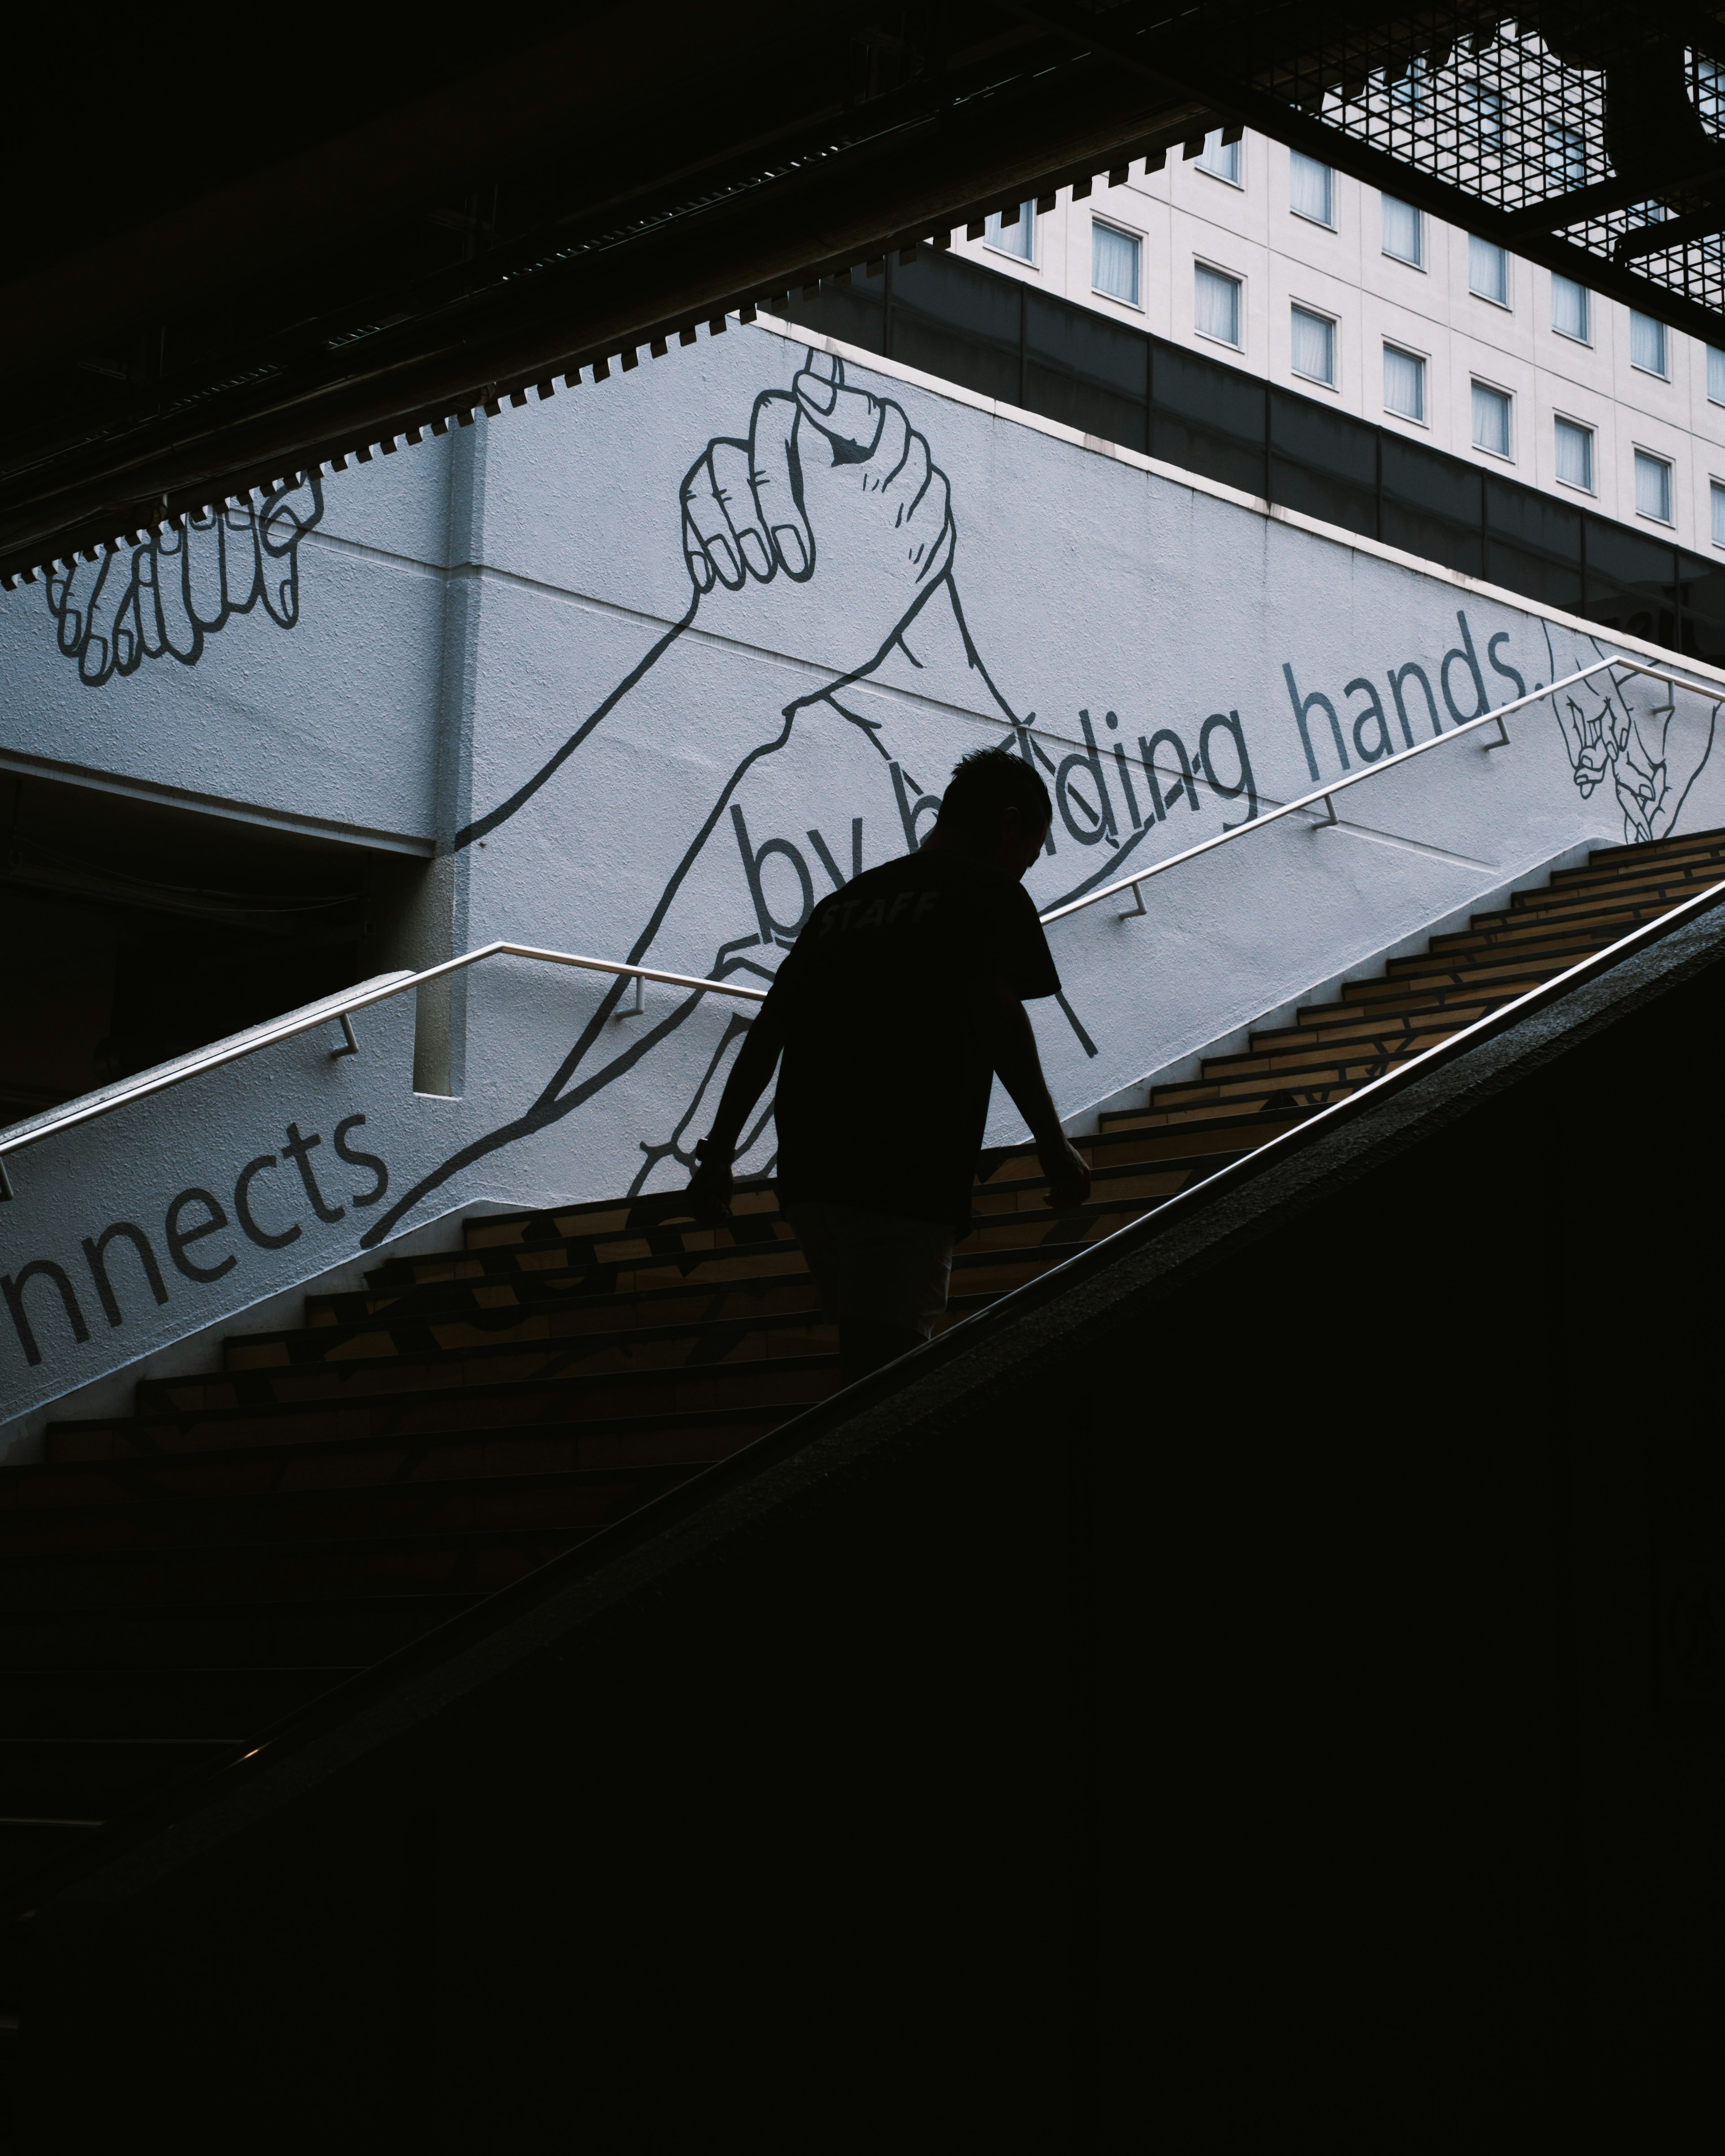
938 746 1053 837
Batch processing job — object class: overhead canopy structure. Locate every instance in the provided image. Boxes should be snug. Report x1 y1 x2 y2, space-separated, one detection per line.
6 2 1725 584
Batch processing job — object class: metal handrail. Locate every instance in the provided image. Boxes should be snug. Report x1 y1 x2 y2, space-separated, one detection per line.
0 942 765 1197
3 654 1718 1198
1039 654 1725 926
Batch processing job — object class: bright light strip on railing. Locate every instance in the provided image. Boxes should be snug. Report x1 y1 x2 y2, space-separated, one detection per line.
1038 655 1724 927
0 943 765 1187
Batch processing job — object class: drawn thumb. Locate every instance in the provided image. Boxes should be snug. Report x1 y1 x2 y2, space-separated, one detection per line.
794 348 882 460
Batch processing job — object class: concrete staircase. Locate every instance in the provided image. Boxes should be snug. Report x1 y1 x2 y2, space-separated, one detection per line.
4 823 1723 1887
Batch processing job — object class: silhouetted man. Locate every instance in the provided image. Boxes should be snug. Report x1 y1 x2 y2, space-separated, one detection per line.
687 746 1090 1381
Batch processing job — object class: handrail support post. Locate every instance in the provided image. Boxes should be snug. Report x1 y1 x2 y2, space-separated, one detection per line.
0 1154 11 1202
1312 795 1337 830
331 1013 359 1060
1485 710 1511 751
615 972 645 1019
1118 881 1146 920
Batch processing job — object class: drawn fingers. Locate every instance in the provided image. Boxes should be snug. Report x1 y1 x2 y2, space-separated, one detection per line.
681 437 752 591
181 508 228 629
49 560 97 661
882 427 954 581
79 549 142 683
748 393 812 579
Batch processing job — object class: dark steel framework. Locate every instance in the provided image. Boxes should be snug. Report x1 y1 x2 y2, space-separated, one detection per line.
9 4 1725 586
1146 0 1725 330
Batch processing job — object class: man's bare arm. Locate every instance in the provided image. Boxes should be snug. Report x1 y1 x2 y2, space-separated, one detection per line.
685 994 790 1220
979 976 1091 1211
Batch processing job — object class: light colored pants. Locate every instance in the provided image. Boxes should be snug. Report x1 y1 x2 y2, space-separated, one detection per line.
783 1200 955 1341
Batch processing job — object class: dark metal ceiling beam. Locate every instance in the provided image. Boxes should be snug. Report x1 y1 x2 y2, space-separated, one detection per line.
0 27 1215 581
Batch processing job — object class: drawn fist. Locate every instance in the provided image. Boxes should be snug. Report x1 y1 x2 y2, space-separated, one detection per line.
46 474 323 687
679 351 955 668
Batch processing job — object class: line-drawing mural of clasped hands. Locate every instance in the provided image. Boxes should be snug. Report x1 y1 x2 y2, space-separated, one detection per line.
45 477 325 688
679 348 955 665
368 351 978 1243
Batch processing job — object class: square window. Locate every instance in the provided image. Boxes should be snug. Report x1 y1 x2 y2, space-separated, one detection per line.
1290 151 1333 225
1545 124 1585 189
1472 381 1512 457
1194 263 1242 347
1384 342 1426 421
1195 131 1241 185
1712 478 1725 547
1631 310 1669 377
1464 82 1503 150
1390 58 1427 118
1092 221 1141 306
1635 448 1673 523
1468 236 1509 306
984 204 1035 262
1552 275 1590 342
1555 416 1593 491
1291 305 1336 385
1382 196 1423 266
1709 346 1725 405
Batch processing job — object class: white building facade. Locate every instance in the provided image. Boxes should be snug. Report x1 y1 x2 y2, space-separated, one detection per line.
955 131 1725 560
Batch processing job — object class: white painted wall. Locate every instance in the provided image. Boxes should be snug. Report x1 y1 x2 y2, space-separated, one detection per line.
2 311 1721 1445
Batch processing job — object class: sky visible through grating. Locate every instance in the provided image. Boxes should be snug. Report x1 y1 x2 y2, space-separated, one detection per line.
1239 7 1725 319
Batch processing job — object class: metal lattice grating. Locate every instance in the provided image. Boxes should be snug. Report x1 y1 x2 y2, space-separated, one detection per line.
1218 3 1725 321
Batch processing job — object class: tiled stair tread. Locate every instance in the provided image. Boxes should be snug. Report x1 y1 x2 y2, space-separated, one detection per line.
236 1246 1134 1372
5 825 1710 1890
1362 950 1605 998
1407 899 1694 967
1274 990 1516 1041
1436 882 1715 944
295 1190 1190 1335
217 1267 1053 1390
1547 830 1725 879
1378 920 1677 983
1247 1003 1497 1056
1192 1022 1473 1083
97 1230 1146 1432
417 1135 1154 1271
1486 854 1717 907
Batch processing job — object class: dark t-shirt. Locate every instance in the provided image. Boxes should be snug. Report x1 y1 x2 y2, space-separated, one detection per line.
768 849 1061 1233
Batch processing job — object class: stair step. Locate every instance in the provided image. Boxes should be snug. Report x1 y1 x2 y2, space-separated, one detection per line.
7 821 1712 1887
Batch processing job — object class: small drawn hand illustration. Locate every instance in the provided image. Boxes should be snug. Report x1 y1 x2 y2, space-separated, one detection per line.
1566 694 1629 800
679 350 955 667
46 475 324 687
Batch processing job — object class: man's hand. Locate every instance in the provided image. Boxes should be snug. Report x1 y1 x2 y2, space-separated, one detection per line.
678 350 955 670
685 1139 736 1224
1039 1135 1092 1213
